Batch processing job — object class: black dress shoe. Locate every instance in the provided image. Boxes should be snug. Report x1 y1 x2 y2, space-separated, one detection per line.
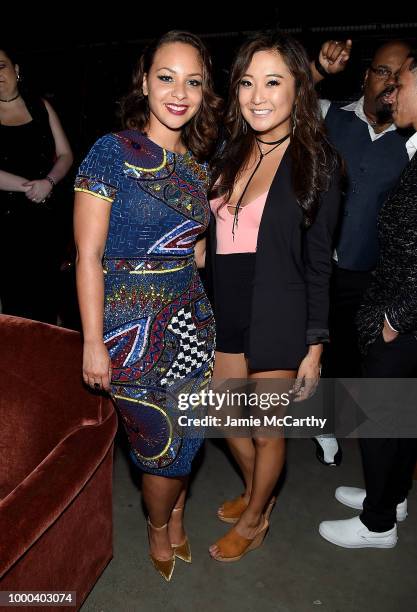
312 436 342 466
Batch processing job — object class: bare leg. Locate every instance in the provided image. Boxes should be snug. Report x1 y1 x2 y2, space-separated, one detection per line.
213 352 255 512
225 437 256 501
142 473 185 560
210 369 295 557
240 436 286 533
167 478 188 545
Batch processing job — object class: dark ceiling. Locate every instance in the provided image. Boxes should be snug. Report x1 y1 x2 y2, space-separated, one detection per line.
4 9 417 51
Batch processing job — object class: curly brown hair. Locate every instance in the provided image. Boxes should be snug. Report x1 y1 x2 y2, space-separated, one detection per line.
119 30 223 162
210 30 341 228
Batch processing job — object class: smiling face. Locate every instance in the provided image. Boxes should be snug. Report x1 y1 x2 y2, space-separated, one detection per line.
0 50 19 99
142 41 204 135
238 49 296 140
389 57 417 130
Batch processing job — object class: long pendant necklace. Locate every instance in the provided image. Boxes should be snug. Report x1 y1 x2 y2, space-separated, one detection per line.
232 133 290 239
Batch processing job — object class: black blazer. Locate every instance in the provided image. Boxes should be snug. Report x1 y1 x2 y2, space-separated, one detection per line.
207 146 342 370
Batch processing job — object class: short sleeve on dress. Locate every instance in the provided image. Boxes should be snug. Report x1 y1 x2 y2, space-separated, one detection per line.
74 133 121 203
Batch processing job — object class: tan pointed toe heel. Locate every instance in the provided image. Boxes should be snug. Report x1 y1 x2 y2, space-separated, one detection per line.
172 538 192 563
147 518 176 582
170 507 192 563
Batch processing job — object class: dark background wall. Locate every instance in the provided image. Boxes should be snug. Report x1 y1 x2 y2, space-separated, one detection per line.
4 11 417 167
4 11 416 162
2 10 415 327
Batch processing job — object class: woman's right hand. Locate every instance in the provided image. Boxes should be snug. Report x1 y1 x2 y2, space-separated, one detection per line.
82 339 112 392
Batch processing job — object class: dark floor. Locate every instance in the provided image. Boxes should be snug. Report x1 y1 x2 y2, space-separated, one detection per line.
81 436 417 612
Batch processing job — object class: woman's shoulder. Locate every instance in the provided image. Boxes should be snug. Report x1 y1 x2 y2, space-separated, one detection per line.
20 94 49 123
113 129 146 146
89 131 122 151
82 132 125 165
78 132 124 178
112 129 169 169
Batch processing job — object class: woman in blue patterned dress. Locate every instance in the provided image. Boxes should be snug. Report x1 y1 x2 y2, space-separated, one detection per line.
74 31 221 581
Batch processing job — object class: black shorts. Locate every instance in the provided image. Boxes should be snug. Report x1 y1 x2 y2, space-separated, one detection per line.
214 253 256 354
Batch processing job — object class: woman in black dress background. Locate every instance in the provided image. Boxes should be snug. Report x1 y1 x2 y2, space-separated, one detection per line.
0 47 73 323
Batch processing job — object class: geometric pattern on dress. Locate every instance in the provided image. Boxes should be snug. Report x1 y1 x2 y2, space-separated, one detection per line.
113 388 183 469
121 138 207 193
109 276 201 383
138 176 209 226
117 132 174 176
104 317 151 368
74 175 117 202
147 219 202 256
115 130 209 226
161 306 210 385
75 130 215 476
193 294 214 326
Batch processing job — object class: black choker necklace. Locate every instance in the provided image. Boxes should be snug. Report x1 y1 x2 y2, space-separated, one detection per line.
256 133 290 146
231 132 290 240
0 93 20 103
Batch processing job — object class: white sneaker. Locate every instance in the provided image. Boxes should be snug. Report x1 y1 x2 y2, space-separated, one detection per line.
319 516 398 548
313 435 342 466
335 486 408 522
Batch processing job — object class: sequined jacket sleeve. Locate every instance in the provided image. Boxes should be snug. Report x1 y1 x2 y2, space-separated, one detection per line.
382 157 417 333
357 154 417 353
74 133 121 203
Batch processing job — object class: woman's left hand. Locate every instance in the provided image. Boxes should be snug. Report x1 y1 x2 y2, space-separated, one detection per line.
291 347 322 402
23 179 53 204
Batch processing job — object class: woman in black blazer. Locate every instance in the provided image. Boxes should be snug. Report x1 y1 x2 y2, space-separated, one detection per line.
206 31 342 562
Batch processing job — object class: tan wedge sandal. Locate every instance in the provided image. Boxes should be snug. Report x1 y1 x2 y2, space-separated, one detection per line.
217 495 276 524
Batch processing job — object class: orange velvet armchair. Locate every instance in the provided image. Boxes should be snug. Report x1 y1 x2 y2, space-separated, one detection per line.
0 315 118 610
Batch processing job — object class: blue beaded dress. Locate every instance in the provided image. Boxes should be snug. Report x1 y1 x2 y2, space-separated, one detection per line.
75 130 215 477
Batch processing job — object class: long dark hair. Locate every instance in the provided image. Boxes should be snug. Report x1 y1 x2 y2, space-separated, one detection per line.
210 30 340 228
119 30 223 162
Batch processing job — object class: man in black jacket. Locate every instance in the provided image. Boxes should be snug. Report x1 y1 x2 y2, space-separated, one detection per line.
319 51 417 548
313 39 413 466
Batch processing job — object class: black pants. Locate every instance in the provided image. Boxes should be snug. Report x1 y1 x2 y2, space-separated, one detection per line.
360 333 417 532
323 265 373 378
321 265 373 433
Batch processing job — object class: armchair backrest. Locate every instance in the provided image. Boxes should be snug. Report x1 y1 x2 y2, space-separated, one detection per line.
0 316 108 500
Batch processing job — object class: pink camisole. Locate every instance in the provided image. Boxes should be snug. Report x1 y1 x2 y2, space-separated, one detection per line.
210 192 268 254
